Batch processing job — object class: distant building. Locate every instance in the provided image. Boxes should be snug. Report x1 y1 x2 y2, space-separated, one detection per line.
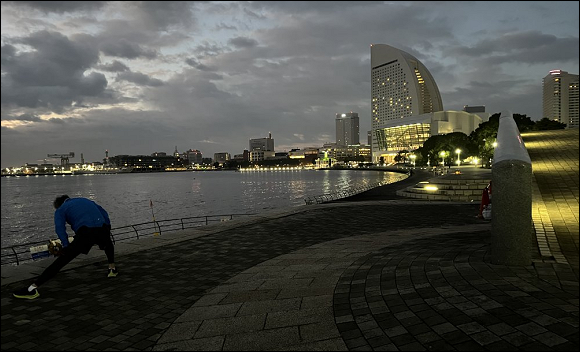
249 150 275 162
249 133 274 152
463 105 490 122
320 144 371 162
288 147 319 165
151 152 167 157
213 152 230 165
185 149 203 165
543 70 579 128
336 112 360 146
370 44 444 163
110 155 182 172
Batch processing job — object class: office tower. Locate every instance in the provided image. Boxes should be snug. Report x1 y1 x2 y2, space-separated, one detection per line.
336 112 360 146
371 44 443 162
543 70 579 128
249 133 274 152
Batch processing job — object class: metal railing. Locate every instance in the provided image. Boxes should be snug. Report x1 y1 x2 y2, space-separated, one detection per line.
304 181 386 205
1 213 253 266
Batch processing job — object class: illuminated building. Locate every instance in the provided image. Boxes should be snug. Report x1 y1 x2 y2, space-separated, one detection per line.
336 112 360 146
186 149 203 165
370 44 443 162
543 70 579 128
374 111 483 164
213 152 231 165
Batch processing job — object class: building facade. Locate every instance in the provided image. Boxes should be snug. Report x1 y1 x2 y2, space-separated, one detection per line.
186 149 203 165
374 111 483 164
249 133 275 152
213 152 230 165
336 112 360 146
370 44 444 162
543 70 579 128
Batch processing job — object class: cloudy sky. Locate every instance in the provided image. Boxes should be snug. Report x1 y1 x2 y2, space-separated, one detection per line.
1 1 578 168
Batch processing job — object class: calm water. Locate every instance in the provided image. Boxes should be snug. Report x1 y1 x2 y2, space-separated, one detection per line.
1 170 407 247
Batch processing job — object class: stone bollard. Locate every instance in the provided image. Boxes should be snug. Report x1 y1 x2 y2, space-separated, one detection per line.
491 111 532 266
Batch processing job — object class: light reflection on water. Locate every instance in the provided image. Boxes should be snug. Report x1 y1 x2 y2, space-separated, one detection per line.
1 170 407 246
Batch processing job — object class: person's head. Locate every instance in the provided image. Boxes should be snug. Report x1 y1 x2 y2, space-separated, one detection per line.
53 195 70 209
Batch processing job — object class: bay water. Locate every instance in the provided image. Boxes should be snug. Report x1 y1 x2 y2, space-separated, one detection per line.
1 169 407 247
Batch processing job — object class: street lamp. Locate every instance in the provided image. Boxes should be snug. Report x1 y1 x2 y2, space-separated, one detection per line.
439 151 446 166
455 149 461 166
409 154 416 167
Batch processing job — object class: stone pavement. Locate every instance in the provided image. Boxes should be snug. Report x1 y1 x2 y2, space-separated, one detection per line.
1 130 578 351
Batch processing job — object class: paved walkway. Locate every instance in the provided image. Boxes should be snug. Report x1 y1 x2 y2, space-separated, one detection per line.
1 130 578 351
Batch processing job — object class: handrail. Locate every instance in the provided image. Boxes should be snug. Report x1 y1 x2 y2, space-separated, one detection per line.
1 213 254 266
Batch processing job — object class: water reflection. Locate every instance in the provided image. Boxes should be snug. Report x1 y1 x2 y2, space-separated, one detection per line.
1 170 406 246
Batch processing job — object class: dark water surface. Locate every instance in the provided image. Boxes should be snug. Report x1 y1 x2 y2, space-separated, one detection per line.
1 169 406 246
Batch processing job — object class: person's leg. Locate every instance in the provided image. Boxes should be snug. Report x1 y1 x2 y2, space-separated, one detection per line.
34 241 83 287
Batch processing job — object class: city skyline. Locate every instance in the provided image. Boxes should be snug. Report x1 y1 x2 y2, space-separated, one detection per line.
2 1 579 168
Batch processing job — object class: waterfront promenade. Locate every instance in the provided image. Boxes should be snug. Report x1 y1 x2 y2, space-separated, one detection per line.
1 129 578 351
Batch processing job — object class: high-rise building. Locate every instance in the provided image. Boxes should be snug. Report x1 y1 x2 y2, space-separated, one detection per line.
371 44 443 162
543 70 579 128
336 112 360 146
249 133 274 152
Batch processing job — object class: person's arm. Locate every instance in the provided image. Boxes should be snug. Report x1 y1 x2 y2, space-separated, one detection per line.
54 209 70 247
96 203 111 227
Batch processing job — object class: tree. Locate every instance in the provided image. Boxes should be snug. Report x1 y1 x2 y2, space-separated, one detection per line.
534 118 566 130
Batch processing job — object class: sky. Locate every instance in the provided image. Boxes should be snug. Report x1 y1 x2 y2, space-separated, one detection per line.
1 1 578 168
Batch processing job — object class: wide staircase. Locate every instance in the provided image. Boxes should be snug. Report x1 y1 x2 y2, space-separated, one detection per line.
396 167 492 202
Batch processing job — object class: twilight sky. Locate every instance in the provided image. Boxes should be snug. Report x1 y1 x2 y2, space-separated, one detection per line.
1 1 578 168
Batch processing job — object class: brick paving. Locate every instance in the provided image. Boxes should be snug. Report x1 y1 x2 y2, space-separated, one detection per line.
1 129 578 351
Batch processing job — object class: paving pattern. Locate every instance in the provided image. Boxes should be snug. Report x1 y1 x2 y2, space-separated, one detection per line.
522 129 579 275
1 129 578 351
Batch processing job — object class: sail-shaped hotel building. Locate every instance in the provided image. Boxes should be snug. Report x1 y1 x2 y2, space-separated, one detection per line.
370 44 444 163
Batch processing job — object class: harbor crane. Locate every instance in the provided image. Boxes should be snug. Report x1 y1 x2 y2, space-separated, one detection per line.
47 152 75 168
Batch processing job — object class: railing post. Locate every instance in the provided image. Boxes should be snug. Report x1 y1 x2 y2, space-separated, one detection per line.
131 225 139 239
12 247 19 266
491 110 532 266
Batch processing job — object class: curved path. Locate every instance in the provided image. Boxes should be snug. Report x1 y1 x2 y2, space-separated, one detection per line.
1 129 578 351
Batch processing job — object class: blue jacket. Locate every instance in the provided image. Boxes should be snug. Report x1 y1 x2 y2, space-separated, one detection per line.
54 198 111 247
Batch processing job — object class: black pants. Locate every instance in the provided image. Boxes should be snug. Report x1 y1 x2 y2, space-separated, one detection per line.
35 225 114 287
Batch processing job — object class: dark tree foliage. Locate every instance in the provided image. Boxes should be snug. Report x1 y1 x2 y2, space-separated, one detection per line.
534 118 567 130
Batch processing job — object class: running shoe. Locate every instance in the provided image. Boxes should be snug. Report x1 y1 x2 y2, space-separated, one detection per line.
13 287 40 300
108 268 119 278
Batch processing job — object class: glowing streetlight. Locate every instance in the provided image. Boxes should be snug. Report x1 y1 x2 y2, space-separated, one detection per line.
455 149 461 166
439 151 446 166
409 154 416 167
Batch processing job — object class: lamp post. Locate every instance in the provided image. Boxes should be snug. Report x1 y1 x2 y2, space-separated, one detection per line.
439 151 446 166
455 149 461 166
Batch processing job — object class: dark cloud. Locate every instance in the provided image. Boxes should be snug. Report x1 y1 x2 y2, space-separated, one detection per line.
448 31 579 64
1 30 108 113
100 39 158 59
98 60 131 72
4 1 106 13
4 113 42 122
132 1 195 30
185 58 215 72
1 1 578 168
116 72 164 87
228 36 259 49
